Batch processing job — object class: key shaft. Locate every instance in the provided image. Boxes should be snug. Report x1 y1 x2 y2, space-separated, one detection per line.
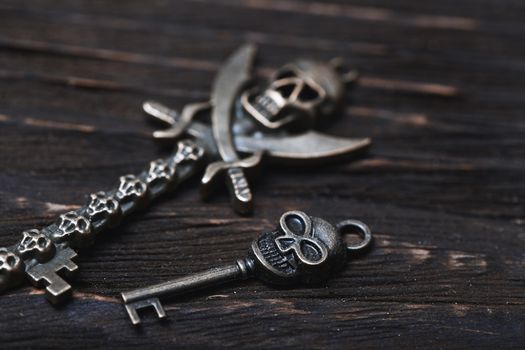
122 258 254 325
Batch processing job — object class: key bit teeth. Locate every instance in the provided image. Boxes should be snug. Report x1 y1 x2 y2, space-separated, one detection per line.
123 298 166 325
124 303 142 326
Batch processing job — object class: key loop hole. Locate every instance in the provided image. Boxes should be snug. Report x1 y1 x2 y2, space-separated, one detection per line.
336 220 372 252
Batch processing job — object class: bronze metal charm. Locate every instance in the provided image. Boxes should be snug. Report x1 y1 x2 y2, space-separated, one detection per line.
122 210 372 325
146 44 370 213
0 141 204 304
0 45 370 304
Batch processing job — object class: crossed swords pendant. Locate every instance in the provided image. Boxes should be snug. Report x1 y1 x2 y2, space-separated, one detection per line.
0 45 371 304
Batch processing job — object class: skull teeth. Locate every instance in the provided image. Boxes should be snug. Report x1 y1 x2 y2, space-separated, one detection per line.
254 95 281 121
257 232 295 274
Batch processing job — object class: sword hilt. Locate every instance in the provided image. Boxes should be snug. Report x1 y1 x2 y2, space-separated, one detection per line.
225 167 253 214
200 151 263 214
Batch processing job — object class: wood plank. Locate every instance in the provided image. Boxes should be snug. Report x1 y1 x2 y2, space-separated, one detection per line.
0 0 523 348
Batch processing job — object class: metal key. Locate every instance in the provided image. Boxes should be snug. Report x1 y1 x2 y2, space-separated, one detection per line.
1 44 371 303
122 210 372 325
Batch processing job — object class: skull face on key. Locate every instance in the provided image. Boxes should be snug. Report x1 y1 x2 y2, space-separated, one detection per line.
250 211 348 285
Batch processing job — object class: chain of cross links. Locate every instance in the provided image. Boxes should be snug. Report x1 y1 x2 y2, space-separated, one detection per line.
0 140 205 292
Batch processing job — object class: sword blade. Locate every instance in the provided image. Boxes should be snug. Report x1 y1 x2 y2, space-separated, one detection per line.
144 102 370 164
235 132 371 164
206 44 258 214
211 44 256 162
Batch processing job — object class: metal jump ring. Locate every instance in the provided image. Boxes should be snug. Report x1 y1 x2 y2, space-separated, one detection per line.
336 219 372 252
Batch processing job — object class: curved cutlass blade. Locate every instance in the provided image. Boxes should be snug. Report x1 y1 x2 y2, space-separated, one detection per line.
202 44 260 214
235 132 371 164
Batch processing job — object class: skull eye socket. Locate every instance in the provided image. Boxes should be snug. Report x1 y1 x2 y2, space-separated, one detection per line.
6 255 17 267
300 240 324 263
77 218 88 231
37 237 47 248
284 213 307 236
298 83 320 102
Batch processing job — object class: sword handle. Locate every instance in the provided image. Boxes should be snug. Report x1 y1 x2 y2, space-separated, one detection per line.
226 167 253 214
200 151 263 215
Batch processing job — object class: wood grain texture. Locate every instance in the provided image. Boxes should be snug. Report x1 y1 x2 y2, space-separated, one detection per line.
0 0 524 348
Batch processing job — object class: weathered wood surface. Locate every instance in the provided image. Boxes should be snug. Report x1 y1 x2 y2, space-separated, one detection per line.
0 0 524 348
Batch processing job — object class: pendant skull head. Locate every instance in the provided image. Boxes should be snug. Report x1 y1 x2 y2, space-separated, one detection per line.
241 59 345 131
17 229 55 262
0 248 24 292
53 211 93 248
250 211 347 285
87 192 119 220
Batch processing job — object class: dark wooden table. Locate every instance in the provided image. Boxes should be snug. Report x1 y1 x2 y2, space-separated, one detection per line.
1 0 524 349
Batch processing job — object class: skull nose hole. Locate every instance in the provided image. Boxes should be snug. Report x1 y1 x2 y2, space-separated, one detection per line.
284 214 306 235
276 238 295 251
78 220 87 231
275 83 297 99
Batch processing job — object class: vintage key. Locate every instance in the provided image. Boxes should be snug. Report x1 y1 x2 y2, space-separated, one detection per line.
122 210 372 325
1 44 370 303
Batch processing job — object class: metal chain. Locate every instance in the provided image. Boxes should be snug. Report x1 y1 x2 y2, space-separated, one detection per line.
0 139 205 297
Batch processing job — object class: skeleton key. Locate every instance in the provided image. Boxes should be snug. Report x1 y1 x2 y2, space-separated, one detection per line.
1 44 370 303
122 210 372 325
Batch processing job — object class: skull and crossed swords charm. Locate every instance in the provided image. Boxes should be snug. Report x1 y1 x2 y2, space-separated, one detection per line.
0 44 371 304
146 44 370 213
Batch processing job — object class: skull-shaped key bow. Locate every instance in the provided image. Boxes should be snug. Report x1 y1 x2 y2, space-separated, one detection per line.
122 210 372 325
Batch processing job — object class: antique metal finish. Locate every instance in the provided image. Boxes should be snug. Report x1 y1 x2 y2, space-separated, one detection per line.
1 44 370 302
240 58 356 130
146 44 371 213
204 44 259 213
0 141 205 302
122 210 373 325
